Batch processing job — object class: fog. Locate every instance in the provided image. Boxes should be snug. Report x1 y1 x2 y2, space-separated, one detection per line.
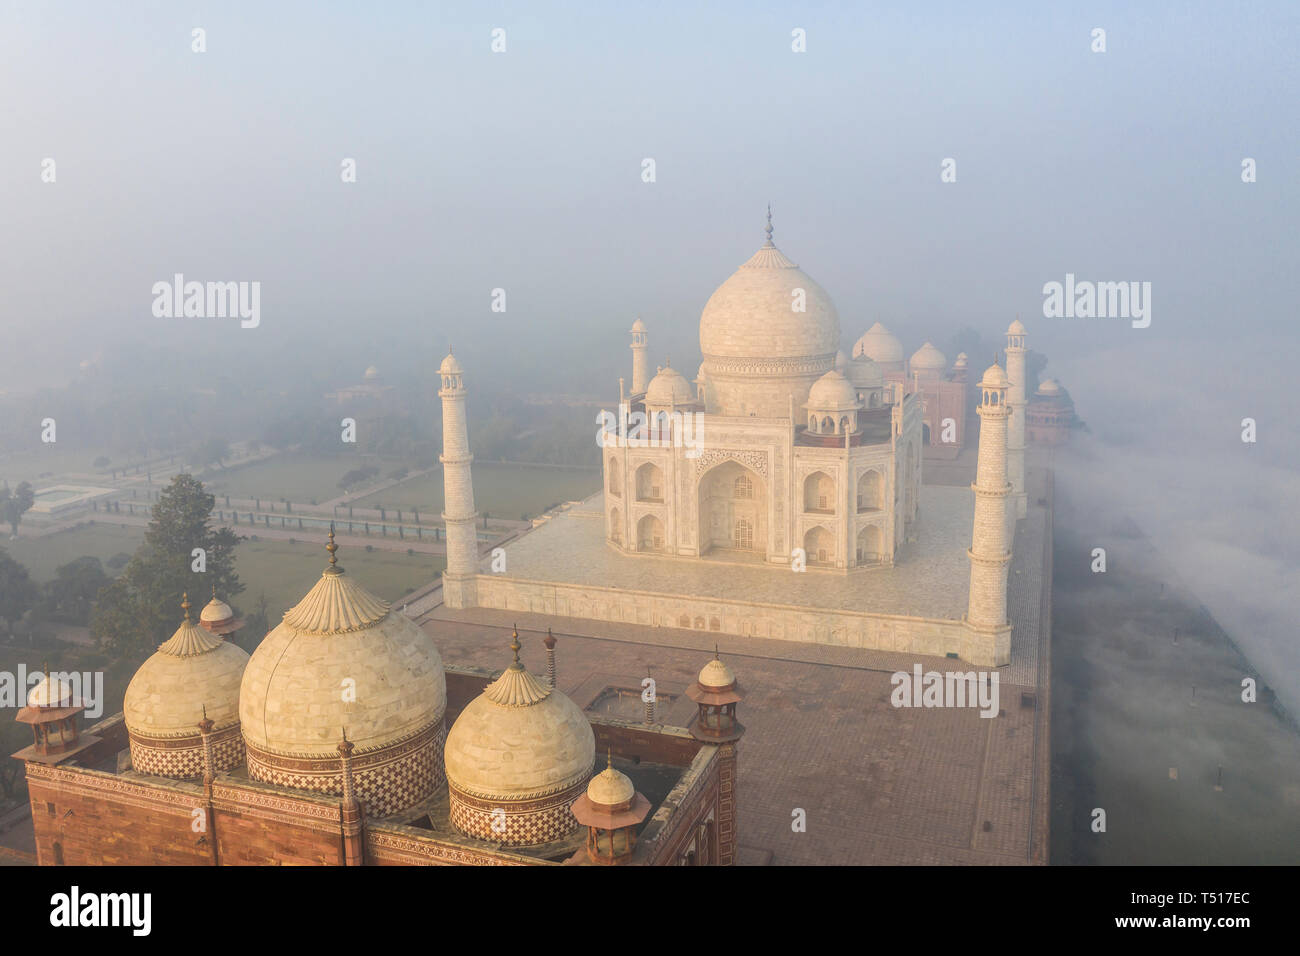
1 3 1296 704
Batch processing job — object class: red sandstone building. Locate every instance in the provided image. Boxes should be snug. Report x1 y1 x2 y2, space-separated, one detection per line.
1026 378 1075 446
13 539 742 867
851 324 968 461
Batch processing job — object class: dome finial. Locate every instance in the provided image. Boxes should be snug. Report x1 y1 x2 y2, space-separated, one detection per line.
181 592 191 622
326 522 338 567
509 626 522 669
765 203 773 244
607 746 613 772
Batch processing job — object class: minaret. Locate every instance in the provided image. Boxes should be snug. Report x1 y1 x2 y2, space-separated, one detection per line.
439 350 478 609
964 361 1013 666
1005 319 1028 522
630 318 649 395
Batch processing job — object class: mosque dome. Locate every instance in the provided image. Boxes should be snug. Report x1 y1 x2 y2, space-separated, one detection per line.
698 214 840 417
444 630 595 846
1037 378 1062 396
645 365 693 406
124 595 250 778
845 355 883 390
439 352 462 375
806 370 859 410
240 535 448 816
910 342 948 373
954 353 968 369
853 323 904 367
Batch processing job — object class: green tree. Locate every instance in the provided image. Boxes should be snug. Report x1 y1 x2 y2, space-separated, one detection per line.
39 556 111 625
0 481 35 537
90 473 243 660
0 548 38 634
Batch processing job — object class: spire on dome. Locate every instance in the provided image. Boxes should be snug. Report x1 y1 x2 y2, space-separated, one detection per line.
326 522 339 570
181 592 191 622
481 628 553 707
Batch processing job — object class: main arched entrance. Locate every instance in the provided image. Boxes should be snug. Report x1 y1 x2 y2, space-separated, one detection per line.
697 460 766 558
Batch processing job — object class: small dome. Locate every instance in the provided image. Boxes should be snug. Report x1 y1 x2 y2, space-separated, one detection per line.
845 355 883 389
27 674 75 709
806 370 859 410
630 317 646 332
853 323 904 366
363 365 380 380
1037 378 1062 396
1007 318 1027 335
586 761 636 808
439 352 462 375
645 365 693 406
200 596 233 625
697 655 736 690
910 342 948 372
444 639 595 804
125 602 249 738
954 353 969 368
980 363 1010 389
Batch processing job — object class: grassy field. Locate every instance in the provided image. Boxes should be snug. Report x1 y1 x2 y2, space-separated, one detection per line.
201 452 406 505
0 447 113 485
4 524 143 581
354 462 600 519
5 524 443 621
234 537 443 618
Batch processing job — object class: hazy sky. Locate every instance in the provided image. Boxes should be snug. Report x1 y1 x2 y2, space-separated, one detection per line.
1 1 1296 388
1 3 1297 701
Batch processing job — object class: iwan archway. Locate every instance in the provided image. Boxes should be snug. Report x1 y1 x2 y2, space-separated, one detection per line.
697 460 767 559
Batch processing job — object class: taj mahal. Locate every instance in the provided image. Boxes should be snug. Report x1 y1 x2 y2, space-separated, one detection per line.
441 214 1033 669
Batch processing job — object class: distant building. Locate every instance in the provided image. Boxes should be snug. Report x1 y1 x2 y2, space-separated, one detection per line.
1026 378 1075 445
853 327 968 460
328 364 395 407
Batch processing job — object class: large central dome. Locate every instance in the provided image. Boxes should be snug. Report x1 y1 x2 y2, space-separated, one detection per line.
698 216 841 418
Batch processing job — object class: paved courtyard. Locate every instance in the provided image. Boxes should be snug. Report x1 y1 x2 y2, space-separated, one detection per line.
417 469 1053 864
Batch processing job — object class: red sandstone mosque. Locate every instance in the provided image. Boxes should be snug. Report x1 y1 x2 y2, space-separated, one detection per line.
14 539 742 866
